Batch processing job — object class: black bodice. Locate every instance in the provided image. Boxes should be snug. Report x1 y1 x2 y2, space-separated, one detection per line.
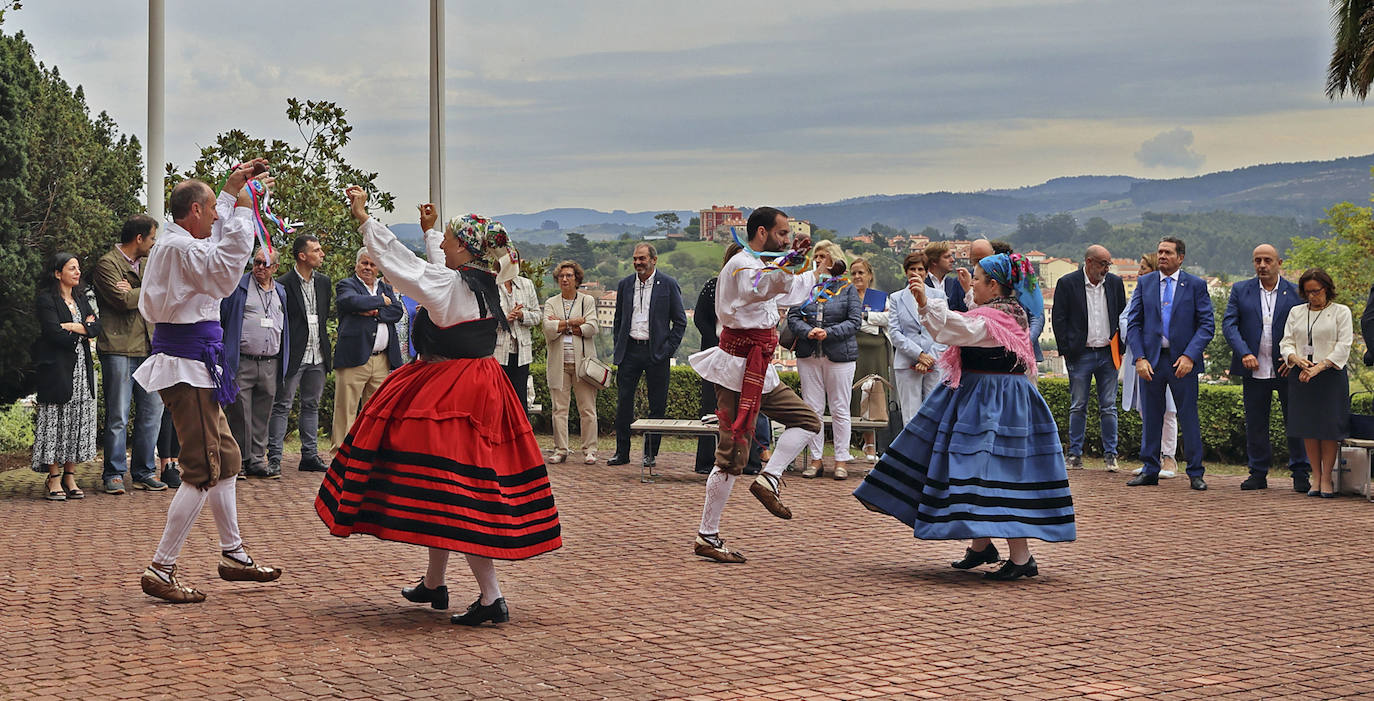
960 346 1026 373
412 310 498 359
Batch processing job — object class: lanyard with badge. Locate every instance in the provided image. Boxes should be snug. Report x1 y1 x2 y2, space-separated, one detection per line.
255 285 277 329
1305 306 1324 362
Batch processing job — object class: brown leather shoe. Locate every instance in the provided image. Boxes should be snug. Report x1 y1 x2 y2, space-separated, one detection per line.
749 474 792 519
694 534 746 563
217 552 283 583
141 564 206 603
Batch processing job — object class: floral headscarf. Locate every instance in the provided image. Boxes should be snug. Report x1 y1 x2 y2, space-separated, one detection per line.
977 252 1044 321
447 213 518 283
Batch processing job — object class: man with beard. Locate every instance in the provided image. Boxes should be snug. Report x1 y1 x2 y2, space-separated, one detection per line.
687 207 821 563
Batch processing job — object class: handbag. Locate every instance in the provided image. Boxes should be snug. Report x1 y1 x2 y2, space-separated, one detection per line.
579 356 613 390
777 312 797 349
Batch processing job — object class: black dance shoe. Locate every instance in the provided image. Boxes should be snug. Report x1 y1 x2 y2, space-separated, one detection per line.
983 557 1039 581
451 597 509 626
951 544 999 570
401 578 449 610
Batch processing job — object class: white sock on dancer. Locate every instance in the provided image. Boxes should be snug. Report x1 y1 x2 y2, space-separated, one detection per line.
763 427 814 479
697 467 738 536
464 553 503 605
205 478 243 553
152 484 211 567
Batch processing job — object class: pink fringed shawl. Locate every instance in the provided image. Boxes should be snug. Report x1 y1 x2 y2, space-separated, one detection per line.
935 305 1036 388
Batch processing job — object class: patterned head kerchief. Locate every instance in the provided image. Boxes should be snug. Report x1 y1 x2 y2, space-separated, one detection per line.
447 214 510 269
977 253 1044 320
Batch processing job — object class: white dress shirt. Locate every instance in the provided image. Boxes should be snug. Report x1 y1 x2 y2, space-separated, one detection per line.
1254 282 1278 379
360 278 391 354
1084 275 1110 348
629 271 655 341
296 266 323 365
1158 270 1181 348
134 192 253 392
688 251 817 393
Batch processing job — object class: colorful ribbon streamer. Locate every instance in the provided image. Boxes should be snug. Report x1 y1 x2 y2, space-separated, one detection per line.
219 165 302 256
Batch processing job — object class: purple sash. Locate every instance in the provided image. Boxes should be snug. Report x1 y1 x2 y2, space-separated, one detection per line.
151 320 236 405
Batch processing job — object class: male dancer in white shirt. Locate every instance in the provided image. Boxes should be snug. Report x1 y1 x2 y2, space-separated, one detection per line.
688 207 821 562
135 159 283 602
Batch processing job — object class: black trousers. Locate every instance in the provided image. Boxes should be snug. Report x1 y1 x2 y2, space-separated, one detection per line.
1242 376 1309 476
615 341 669 457
501 353 530 417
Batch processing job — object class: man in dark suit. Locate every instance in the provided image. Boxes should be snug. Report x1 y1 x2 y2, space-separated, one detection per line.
606 243 687 467
1127 236 1216 490
330 248 404 448
267 234 333 473
1222 244 1310 492
1051 245 1126 470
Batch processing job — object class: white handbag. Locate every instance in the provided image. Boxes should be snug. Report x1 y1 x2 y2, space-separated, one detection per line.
579 356 613 390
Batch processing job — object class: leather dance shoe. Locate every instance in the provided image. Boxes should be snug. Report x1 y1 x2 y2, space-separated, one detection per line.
401 577 449 610
605 454 630 466
1126 472 1159 486
451 597 509 626
983 557 1038 581
217 551 283 582
1240 473 1267 491
1189 476 1208 491
1293 473 1311 493
141 564 207 603
749 473 792 519
951 544 1000 570
694 534 747 563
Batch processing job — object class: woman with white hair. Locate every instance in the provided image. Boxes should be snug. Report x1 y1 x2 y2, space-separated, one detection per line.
787 239 862 479
317 188 562 626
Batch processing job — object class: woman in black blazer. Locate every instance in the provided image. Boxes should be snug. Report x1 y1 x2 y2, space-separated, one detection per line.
30 252 102 500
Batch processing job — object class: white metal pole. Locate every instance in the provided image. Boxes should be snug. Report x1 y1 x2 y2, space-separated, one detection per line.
147 0 165 222
429 0 446 220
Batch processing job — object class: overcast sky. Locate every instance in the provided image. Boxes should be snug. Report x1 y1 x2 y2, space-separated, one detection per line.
8 0 1373 220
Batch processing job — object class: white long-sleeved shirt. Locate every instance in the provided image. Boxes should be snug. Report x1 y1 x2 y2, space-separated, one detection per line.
1280 302 1352 369
688 250 816 392
495 275 542 365
133 192 253 392
362 219 483 329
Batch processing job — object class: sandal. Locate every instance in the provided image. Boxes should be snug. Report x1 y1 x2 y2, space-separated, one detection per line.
62 471 85 499
44 474 66 501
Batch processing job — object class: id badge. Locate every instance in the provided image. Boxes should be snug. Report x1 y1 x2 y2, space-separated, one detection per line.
1302 344 1314 357
259 317 274 328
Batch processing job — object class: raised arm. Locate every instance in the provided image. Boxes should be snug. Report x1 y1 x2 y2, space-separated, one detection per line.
919 297 1003 348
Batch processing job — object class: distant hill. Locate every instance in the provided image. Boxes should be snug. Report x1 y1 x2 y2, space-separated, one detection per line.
490 153 1374 239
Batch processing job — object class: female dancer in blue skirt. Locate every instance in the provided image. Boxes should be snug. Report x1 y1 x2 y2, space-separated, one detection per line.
853 253 1073 580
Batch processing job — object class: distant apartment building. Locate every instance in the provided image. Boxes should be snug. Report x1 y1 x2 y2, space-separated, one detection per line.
788 218 812 239
722 216 748 243
1038 257 1077 291
596 290 617 329
699 205 743 241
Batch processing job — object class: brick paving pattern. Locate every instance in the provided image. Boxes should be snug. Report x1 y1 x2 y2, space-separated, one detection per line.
2 453 1372 700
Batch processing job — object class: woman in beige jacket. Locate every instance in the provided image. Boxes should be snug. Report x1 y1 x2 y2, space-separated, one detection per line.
543 260 601 464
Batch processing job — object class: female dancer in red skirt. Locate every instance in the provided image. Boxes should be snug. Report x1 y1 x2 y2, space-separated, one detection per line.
317 187 561 625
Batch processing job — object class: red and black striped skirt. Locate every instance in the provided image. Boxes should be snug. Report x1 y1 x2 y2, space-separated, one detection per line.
315 356 561 560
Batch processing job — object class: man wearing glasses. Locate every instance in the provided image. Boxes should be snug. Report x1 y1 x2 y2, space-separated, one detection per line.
1052 245 1126 470
220 248 290 479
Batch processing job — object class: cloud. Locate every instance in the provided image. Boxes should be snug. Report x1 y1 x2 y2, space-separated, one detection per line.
1134 128 1206 171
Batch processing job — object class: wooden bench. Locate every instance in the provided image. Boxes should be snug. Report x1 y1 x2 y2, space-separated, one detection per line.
628 416 887 482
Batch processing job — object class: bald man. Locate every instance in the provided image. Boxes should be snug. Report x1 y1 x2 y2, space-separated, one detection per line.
1052 245 1126 468
961 238 1045 365
1222 244 1310 492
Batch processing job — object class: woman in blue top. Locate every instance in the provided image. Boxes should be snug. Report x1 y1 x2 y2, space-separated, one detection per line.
848 257 893 462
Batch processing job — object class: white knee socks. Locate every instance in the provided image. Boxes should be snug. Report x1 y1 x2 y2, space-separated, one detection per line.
152 478 241 567
464 553 503 605
697 467 739 536
764 427 814 478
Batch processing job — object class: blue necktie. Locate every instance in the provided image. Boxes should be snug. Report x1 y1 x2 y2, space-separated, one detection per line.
1161 277 1174 336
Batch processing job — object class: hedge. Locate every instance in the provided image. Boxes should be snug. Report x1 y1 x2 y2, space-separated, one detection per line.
244 364 1372 465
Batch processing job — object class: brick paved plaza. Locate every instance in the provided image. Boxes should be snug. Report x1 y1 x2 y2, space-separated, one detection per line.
2 453 1372 700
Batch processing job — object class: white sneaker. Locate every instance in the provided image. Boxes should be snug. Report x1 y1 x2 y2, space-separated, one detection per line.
1132 466 1144 476
1159 470 1177 479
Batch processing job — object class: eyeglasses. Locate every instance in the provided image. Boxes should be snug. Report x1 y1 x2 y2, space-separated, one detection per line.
253 261 274 267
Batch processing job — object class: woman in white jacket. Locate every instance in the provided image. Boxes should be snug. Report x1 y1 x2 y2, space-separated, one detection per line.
543 260 601 465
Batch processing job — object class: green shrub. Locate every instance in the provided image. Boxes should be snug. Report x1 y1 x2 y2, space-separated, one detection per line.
0 400 35 453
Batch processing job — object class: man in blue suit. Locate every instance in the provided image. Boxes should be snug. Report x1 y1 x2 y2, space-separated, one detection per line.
1126 236 1216 490
607 243 687 468
330 248 404 448
1222 244 1310 492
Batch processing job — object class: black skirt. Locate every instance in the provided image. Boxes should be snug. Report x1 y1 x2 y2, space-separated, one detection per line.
1287 366 1350 441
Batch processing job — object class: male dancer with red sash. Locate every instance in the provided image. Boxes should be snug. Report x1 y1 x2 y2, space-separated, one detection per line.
688 207 821 562
134 160 283 602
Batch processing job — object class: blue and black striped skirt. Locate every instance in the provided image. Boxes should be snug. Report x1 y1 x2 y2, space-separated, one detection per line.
853 371 1075 542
